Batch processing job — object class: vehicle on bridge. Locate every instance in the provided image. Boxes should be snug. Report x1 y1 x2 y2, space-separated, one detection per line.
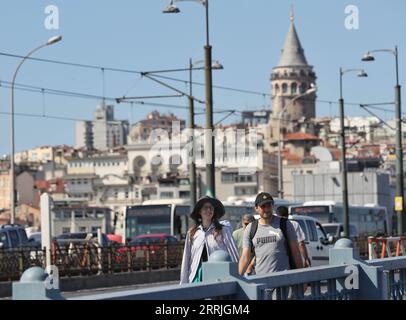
115 233 182 269
0 224 40 250
291 215 333 266
124 199 190 242
227 196 303 211
289 201 389 256
322 223 360 242
124 199 256 241
54 232 112 247
0 224 43 280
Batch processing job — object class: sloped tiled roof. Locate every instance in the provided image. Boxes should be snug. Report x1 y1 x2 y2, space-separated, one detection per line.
282 150 302 165
285 132 320 141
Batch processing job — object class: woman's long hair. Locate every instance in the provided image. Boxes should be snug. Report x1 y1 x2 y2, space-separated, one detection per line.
189 218 222 243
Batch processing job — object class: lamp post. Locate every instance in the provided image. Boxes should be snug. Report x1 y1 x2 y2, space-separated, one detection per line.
9 35 62 224
277 85 317 199
138 60 222 207
339 67 367 238
187 59 222 206
362 47 404 235
163 0 216 197
188 58 197 208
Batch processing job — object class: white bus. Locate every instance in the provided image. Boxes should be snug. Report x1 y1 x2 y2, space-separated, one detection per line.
289 201 390 239
124 199 255 242
228 196 302 207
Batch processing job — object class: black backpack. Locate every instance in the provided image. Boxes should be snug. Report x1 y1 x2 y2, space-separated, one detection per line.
249 218 296 269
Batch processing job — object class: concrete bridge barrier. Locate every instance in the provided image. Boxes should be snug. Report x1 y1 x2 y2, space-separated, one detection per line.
12 239 406 300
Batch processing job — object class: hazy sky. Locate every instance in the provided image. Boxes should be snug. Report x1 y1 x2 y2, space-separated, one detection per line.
0 0 405 155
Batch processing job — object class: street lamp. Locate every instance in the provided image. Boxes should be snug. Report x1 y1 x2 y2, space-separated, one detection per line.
163 0 216 197
362 47 404 235
9 35 62 224
188 59 222 207
339 67 368 238
277 84 317 199
138 59 222 207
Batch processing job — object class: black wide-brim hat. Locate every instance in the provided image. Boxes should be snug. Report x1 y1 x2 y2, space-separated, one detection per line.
190 196 225 221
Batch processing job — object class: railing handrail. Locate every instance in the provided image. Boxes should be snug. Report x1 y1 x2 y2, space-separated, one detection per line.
247 265 350 287
69 264 353 300
367 256 406 269
69 280 238 300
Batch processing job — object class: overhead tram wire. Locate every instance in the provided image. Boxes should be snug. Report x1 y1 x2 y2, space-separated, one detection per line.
0 109 242 123
5 79 394 126
0 80 249 125
0 80 204 111
359 104 395 130
0 50 387 111
1 51 399 115
0 110 84 122
2 78 400 120
149 73 271 97
0 51 272 97
0 80 256 115
0 52 139 74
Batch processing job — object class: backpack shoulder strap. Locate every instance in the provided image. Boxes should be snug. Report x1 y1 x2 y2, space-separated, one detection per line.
280 217 295 269
280 217 289 242
249 219 258 254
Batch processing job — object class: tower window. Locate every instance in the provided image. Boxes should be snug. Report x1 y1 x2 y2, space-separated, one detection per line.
300 83 307 93
282 83 288 94
291 83 297 94
274 84 280 95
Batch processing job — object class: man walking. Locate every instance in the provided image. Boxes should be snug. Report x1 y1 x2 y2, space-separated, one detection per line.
239 192 303 276
233 214 256 276
233 214 255 255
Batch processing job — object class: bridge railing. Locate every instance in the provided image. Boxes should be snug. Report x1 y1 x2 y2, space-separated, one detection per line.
247 265 354 300
1 242 184 280
71 263 354 300
367 257 406 299
0 247 45 281
11 239 406 300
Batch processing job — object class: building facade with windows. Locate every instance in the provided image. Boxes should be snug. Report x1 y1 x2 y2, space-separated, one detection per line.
51 204 111 237
75 103 129 151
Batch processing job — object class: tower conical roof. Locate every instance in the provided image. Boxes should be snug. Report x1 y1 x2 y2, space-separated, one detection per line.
277 20 308 67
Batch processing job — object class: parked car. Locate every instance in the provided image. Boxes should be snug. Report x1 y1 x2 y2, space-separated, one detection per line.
0 224 40 250
107 233 123 244
133 233 182 269
115 233 182 269
28 232 42 248
290 215 333 266
322 223 359 242
322 222 372 257
130 233 180 246
54 232 112 247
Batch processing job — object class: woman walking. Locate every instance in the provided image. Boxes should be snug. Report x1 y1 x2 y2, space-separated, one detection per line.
180 196 239 284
